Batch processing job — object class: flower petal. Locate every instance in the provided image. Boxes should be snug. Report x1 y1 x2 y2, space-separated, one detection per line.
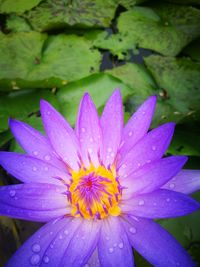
0 152 70 185
121 189 200 219
76 93 102 168
100 89 123 167
162 170 200 194
122 156 187 199
58 219 101 267
9 119 66 170
98 216 134 267
120 96 156 156
118 122 175 178
40 100 80 171
122 216 195 267
87 249 100 267
0 183 69 222
6 217 77 267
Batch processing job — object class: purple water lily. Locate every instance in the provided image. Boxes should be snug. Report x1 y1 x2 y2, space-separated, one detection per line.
0 89 200 267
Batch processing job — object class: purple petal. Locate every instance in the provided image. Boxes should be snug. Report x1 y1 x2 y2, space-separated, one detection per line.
100 89 123 167
98 216 134 267
121 189 200 219
118 122 175 178
162 170 200 194
59 219 101 267
9 119 66 170
76 93 102 168
87 250 100 267
120 96 156 156
122 216 195 267
0 152 70 185
40 100 80 171
0 183 69 222
122 156 187 199
6 217 77 266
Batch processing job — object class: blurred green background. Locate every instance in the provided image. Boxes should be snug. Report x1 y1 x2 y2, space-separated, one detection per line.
0 0 200 266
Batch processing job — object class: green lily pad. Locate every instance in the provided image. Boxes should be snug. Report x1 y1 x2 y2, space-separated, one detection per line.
119 0 148 9
89 4 200 58
144 55 200 126
57 73 133 125
6 15 32 32
0 89 59 133
0 0 42 14
0 32 101 91
25 0 118 32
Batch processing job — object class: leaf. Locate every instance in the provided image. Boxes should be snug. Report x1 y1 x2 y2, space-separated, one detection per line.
0 0 42 14
25 0 118 31
0 32 101 90
57 73 133 125
183 38 200 62
6 15 32 32
89 4 200 57
144 55 200 126
0 89 59 133
0 130 13 148
119 0 148 9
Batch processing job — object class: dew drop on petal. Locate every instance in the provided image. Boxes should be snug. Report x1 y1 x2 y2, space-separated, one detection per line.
128 131 133 137
105 236 110 241
43 255 50 264
33 151 38 156
32 166 37 172
107 147 112 152
122 164 126 169
138 200 145 206
166 198 170 202
142 111 146 115
169 183 175 189
47 111 51 115
84 264 90 267
146 159 151 164
9 190 16 197
108 247 114 253
113 243 117 248
32 243 41 253
152 146 156 151
64 230 69 235
89 137 93 143
118 242 124 249
88 148 93 153
30 254 40 265
129 227 137 234
44 166 49 171
44 155 51 161
81 127 86 133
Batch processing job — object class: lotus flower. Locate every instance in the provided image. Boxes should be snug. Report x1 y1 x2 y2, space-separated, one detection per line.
0 89 200 267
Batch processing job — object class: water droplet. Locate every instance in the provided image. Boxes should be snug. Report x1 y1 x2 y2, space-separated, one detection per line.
108 247 114 253
44 155 51 161
9 190 16 197
153 202 157 206
84 264 90 267
129 227 137 234
47 111 51 115
176 262 180 266
166 198 170 202
142 111 146 115
169 183 175 189
146 159 151 163
111 152 115 157
128 131 133 137
122 164 126 169
43 255 49 264
50 231 53 235
59 234 63 239
118 242 124 249
107 147 112 152
64 230 69 235
44 166 49 171
22 161 26 165
81 127 86 133
152 146 156 151
50 244 54 249
138 200 145 206
89 137 93 143
32 166 37 172
33 151 38 156
30 254 40 265
88 148 93 153
105 236 110 241
32 243 41 253
113 243 117 248
137 163 141 167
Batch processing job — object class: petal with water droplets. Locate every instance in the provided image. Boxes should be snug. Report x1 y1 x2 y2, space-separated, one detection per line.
120 96 156 156
98 216 134 267
122 216 195 267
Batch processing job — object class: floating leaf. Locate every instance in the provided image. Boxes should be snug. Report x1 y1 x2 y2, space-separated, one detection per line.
57 73 133 125
6 15 32 32
25 0 118 31
0 0 42 14
0 89 59 132
0 32 101 90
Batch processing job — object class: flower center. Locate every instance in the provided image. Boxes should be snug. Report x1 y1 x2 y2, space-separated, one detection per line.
67 164 122 220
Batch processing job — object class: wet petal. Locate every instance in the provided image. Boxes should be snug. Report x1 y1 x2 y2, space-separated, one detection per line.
76 93 102 168
0 183 69 222
120 96 156 156
122 156 187 199
98 216 134 267
9 119 66 170
40 100 80 171
6 217 76 266
118 122 175 178
122 216 195 267
59 219 101 267
87 249 100 267
121 189 200 219
0 152 70 185
162 170 200 194
100 89 123 167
